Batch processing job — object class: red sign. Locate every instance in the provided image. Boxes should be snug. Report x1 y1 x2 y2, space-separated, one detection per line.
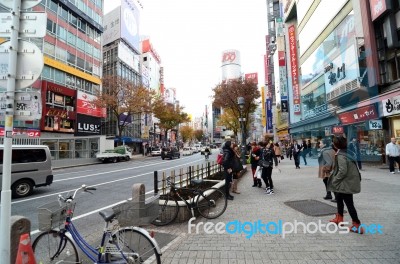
338 105 378 125
77 91 106 118
264 55 269 85
332 126 344 134
222 51 236 63
369 0 388 21
245 73 258 84
278 51 285 66
0 127 40 137
288 25 301 115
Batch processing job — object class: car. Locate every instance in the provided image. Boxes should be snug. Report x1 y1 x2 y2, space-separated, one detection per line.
190 147 198 153
182 147 193 156
151 147 162 156
161 147 181 160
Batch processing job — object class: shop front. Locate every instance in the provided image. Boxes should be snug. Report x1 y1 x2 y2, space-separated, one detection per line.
382 94 400 140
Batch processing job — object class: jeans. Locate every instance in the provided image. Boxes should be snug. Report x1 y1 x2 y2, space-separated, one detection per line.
336 193 360 224
294 154 300 167
261 167 273 189
388 156 400 172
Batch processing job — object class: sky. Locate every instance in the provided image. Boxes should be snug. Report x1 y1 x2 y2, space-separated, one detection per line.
104 0 268 118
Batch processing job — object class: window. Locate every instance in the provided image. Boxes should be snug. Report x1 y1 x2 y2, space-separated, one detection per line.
55 47 67 61
77 57 85 69
67 31 76 46
54 69 65 84
67 52 76 65
46 19 56 35
0 149 46 164
42 65 53 80
59 7 68 21
69 13 77 27
76 38 85 51
57 26 67 41
49 0 58 13
85 61 93 73
78 19 86 33
66 74 75 87
43 42 55 57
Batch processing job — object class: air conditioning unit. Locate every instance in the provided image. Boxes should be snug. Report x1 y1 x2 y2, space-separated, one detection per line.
66 106 74 112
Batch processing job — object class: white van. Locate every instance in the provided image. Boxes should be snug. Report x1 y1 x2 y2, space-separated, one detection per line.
0 145 54 198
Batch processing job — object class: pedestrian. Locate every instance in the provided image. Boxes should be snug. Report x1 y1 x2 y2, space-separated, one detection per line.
293 140 302 169
231 143 242 194
222 140 235 200
307 139 312 157
327 136 364 234
259 142 278 195
273 143 282 163
318 139 335 200
348 137 362 170
288 143 293 160
385 137 400 174
301 140 308 165
250 141 262 187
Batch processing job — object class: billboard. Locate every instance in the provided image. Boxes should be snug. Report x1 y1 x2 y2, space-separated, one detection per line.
121 0 141 53
288 25 301 115
266 98 273 131
221 49 241 81
118 42 139 72
164 88 176 104
370 0 389 21
245 73 258 84
76 114 101 136
77 91 106 118
102 7 120 46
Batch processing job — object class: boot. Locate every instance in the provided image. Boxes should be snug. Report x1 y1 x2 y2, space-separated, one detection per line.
232 180 240 194
252 179 257 187
257 179 262 188
329 213 344 225
323 192 332 200
350 221 364 234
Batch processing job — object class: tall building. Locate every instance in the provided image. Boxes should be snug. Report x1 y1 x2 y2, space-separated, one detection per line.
0 0 104 159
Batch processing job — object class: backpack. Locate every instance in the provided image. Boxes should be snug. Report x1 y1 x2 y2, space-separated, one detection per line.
259 149 272 168
217 153 223 165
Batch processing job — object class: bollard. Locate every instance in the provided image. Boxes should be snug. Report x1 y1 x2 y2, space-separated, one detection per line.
132 183 145 204
153 171 158 194
10 216 31 264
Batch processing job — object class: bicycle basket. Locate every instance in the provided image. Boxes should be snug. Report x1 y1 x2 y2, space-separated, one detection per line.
37 201 76 231
112 194 159 227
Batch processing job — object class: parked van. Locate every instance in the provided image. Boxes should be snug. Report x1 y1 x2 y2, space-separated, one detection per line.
0 145 54 198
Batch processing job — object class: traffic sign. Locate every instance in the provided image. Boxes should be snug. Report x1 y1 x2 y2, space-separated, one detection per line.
0 0 41 10
0 91 42 121
0 12 47 38
0 40 44 90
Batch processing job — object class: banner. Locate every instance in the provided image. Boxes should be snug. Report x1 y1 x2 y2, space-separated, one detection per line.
288 25 301 115
266 98 273 131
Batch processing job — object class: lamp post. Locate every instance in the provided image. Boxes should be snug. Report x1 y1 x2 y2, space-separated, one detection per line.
153 123 159 147
237 97 246 165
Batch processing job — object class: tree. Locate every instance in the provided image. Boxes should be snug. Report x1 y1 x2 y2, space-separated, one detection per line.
93 75 155 141
193 129 204 142
217 108 240 139
152 97 190 146
180 125 194 143
212 78 260 139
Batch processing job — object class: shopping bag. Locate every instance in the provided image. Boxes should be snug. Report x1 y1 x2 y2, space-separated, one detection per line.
255 166 262 179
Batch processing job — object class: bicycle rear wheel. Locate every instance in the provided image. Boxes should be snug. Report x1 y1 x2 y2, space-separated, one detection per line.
196 187 227 219
32 230 79 264
106 227 161 264
151 193 179 226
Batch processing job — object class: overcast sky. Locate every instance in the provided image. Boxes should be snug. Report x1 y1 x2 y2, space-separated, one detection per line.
104 0 268 117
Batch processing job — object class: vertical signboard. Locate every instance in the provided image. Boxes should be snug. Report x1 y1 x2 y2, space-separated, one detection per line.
261 86 266 127
264 55 269 85
278 50 288 112
266 98 273 131
288 25 301 115
121 0 141 53
369 0 389 21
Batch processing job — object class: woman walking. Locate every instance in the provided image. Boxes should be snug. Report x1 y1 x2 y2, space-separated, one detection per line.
231 143 242 194
274 143 282 163
328 136 364 234
250 142 262 187
318 139 335 200
222 140 235 200
260 142 278 195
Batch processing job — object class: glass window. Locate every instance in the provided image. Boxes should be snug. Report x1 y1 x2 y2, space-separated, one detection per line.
76 38 84 51
57 26 67 41
67 31 75 46
76 78 82 89
43 42 55 57
66 74 75 88
54 69 65 84
77 57 85 69
69 13 77 27
59 6 68 21
85 61 92 73
0 149 46 164
67 52 76 65
46 19 56 35
49 0 58 13
42 65 53 80
55 46 67 61
78 20 86 33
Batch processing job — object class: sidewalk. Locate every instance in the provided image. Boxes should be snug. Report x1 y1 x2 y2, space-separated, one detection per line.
152 157 400 263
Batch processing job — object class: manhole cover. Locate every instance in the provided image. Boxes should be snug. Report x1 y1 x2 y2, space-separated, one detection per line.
284 199 345 216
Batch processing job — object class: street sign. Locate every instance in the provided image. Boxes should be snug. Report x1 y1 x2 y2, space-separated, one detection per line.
0 91 42 121
0 12 47 38
0 40 44 90
0 0 41 10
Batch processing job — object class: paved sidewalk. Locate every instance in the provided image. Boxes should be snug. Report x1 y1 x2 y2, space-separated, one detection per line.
151 157 400 263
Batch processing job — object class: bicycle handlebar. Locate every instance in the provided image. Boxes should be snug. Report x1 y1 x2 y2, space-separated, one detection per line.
58 184 97 203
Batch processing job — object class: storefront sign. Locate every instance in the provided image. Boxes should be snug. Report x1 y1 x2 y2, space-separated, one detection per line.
76 114 100 136
369 0 389 21
46 108 68 118
338 105 378 125
368 119 382 130
382 95 400 116
0 127 40 137
332 126 344 134
288 25 301 115
77 91 106 118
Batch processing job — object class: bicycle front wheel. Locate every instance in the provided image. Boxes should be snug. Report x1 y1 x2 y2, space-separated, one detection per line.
151 193 179 226
106 227 161 264
196 187 227 219
32 230 79 264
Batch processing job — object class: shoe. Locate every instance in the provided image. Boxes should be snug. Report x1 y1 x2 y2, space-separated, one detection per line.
233 190 241 194
350 221 364 234
331 199 337 203
228 195 234 199
268 189 274 195
257 179 262 188
329 213 344 225
265 187 271 194
391 172 395 174
323 193 332 200
227 196 234 200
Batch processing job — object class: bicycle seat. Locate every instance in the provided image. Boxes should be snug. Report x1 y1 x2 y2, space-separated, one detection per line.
99 211 116 223
191 179 204 185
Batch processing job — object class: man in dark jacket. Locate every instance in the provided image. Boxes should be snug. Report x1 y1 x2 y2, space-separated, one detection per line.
222 140 235 200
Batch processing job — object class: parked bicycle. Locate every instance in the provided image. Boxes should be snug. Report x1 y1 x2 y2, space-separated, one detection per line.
152 177 227 226
33 184 161 263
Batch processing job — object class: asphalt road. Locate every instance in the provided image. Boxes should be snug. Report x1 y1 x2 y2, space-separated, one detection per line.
9 152 214 256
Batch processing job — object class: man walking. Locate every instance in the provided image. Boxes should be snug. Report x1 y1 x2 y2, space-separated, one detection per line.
293 140 301 169
386 138 400 174
301 140 308 165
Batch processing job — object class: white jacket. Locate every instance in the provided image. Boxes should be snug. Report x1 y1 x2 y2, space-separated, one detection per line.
386 142 400 157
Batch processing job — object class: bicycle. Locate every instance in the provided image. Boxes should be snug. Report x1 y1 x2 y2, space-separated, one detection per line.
152 177 227 226
32 184 162 263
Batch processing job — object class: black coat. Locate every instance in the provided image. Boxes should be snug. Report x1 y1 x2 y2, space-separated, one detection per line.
222 147 235 171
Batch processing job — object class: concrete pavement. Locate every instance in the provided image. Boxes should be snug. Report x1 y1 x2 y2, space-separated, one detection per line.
150 156 400 263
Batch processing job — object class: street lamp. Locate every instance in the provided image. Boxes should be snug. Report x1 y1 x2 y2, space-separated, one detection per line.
153 123 159 147
237 97 246 165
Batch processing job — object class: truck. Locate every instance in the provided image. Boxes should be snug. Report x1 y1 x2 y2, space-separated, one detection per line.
95 146 133 163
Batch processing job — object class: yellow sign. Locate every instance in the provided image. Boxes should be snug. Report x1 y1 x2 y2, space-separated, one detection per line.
44 56 101 85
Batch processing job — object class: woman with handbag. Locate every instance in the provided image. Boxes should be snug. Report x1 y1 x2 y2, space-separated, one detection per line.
231 143 242 194
260 142 278 195
327 136 364 234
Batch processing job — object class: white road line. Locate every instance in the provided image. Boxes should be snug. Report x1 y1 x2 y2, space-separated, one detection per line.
54 169 94 176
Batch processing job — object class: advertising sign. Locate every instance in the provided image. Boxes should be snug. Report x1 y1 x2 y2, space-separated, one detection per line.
382 95 400 116
332 126 344 134
0 127 40 137
368 119 383 130
118 42 139 72
121 0 141 53
288 25 301 115
264 55 269 85
369 0 388 21
245 73 258 84
221 49 240 66
266 98 273 130
76 114 101 136
77 91 106 118
338 105 378 125
164 88 176 104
